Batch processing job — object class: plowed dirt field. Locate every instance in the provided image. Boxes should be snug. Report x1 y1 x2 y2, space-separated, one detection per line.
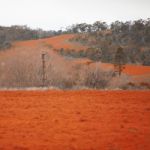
0 90 150 150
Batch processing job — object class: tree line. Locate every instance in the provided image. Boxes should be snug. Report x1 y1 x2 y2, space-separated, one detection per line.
0 25 62 49
68 19 150 66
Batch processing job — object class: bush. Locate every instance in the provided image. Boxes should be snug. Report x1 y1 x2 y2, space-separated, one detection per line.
140 82 150 89
0 41 11 50
83 66 114 89
57 47 102 61
85 48 102 61
108 74 131 89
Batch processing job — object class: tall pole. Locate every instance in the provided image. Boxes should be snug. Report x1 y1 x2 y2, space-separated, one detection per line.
42 53 46 87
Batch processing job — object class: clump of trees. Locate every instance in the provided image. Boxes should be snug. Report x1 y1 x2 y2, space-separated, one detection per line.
66 19 150 45
65 21 108 33
57 47 102 61
84 67 114 89
68 19 150 66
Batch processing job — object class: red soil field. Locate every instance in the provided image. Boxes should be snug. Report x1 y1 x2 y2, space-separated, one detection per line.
0 90 150 150
98 63 150 76
124 65 150 76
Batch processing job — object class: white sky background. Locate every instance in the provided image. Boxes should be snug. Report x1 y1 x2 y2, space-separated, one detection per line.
0 0 149 30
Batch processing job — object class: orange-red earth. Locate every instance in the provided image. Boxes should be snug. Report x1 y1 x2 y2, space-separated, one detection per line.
0 90 150 150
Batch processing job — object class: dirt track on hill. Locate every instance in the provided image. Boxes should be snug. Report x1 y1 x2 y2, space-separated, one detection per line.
14 34 87 51
0 90 150 150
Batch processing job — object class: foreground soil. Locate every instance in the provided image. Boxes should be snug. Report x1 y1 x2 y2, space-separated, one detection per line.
0 90 150 150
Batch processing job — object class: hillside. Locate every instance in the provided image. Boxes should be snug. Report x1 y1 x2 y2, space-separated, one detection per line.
0 33 150 89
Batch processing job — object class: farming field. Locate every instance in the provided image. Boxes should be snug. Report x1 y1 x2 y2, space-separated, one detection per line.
0 90 150 150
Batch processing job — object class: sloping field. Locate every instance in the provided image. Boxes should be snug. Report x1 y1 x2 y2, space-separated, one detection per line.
1 34 150 77
0 90 150 150
14 34 87 50
0 34 150 87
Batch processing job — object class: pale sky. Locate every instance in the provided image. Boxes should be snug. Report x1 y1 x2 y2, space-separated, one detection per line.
0 0 149 30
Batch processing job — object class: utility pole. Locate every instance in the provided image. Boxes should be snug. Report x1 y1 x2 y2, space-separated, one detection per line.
41 53 46 87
